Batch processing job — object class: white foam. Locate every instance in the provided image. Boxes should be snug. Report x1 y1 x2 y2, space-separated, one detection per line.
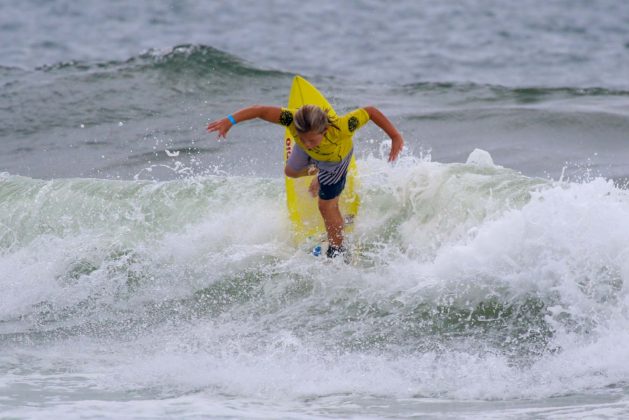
466 148 496 167
2 156 629 414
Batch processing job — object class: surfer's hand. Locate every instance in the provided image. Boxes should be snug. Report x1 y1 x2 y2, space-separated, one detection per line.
207 118 232 139
388 135 404 162
308 176 320 198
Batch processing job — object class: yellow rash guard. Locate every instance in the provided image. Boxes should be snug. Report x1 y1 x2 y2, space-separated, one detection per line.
278 107 370 162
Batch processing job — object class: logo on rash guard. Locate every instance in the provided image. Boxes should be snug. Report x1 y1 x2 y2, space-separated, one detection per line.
348 116 359 132
279 110 293 126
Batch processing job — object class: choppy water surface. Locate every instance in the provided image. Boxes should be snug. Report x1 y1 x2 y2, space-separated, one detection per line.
2 1 629 418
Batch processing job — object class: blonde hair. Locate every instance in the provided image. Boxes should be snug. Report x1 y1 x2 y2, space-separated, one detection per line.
294 105 335 134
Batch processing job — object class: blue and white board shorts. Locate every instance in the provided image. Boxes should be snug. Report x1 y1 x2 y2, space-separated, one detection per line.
287 144 352 201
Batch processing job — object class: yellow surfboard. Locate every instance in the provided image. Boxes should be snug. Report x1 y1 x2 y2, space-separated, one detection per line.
284 76 360 244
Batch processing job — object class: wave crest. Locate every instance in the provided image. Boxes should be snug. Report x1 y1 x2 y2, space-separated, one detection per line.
35 44 285 78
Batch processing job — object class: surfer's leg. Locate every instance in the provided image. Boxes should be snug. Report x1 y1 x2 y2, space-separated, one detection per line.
318 196 344 248
284 144 312 178
284 165 305 178
318 175 348 252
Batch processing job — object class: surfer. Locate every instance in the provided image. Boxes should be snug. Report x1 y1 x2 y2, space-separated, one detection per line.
207 104 403 257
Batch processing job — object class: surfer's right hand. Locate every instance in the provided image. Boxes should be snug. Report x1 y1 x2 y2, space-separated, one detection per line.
207 118 232 139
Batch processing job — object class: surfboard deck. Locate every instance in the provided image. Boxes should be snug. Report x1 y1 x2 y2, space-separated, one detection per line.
284 76 360 244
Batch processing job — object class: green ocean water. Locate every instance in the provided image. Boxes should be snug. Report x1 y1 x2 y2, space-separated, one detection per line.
2 1 629 418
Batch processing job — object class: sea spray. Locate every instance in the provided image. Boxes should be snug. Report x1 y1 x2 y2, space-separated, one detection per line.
2 152 629 413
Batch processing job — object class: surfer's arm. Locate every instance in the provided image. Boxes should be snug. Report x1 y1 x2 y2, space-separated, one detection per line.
207 105 282 139
364 106 404 162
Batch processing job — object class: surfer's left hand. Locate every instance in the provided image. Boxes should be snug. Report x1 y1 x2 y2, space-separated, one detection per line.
388 135 404 162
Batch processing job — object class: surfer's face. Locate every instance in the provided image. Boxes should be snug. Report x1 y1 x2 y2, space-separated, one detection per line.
299 129 325 150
